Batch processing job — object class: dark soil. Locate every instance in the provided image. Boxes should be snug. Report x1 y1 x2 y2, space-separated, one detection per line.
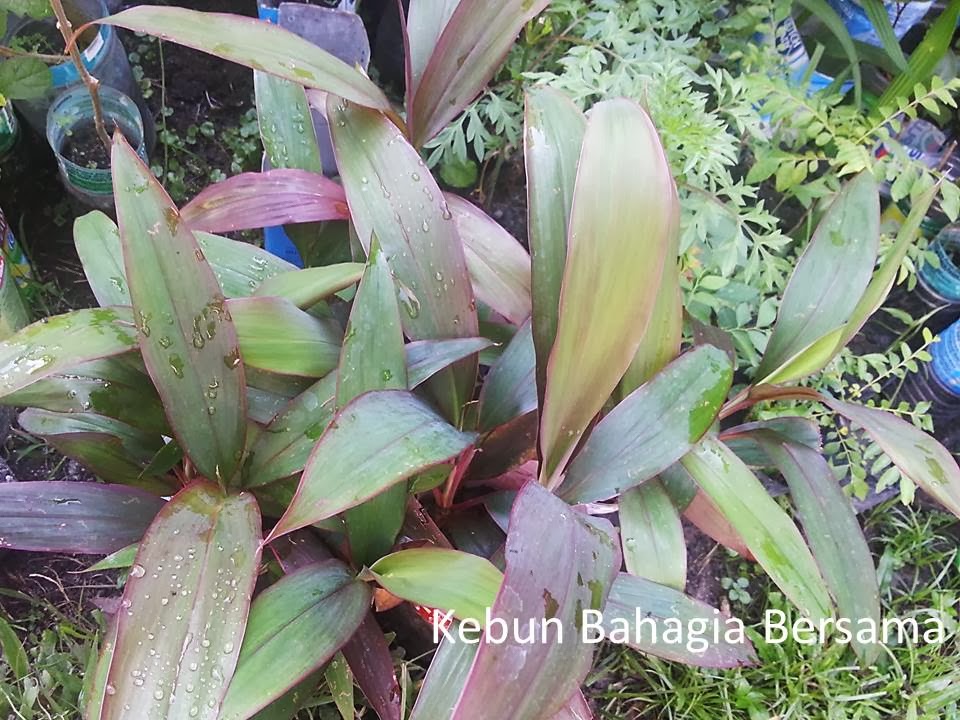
61 121 123 169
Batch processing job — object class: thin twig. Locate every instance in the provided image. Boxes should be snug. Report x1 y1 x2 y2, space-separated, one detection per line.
0 44 68 63
49 0 111 152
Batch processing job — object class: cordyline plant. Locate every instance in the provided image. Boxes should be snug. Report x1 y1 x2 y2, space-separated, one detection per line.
0 3 958 719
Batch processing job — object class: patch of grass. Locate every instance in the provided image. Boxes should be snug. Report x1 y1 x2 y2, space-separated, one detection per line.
591 503 960 719
0 587 101 719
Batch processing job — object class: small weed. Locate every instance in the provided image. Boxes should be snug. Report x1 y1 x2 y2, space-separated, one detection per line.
593 503 960 719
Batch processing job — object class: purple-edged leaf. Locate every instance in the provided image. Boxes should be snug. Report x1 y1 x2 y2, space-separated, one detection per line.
450 482 620 720
558 346 732 503
0 308 137 398
408 632 478 720
340 240 409 567
113 134 246 484
267 390 477 541
329 99 478 422
83 618 118 720
540 99 678 483
681 437 833 620
755 172 879 384
269 530 401 720
620 479 686 590
181 170 348 233
255 71 323 174
103 7 391 112
254 263 364 310
2 357 167 435
245 373 338 487
219 560 370 720
823 397 960 519
405 0 459 111
721 417 822 468
198 231 298 299
758 437 880 663
446 194 531 325
75 211 130 306
230 296 341 377
18 409 170 490
0 481 163 554
477 319 536 432
620 267 681 397
408 0 551 147
74 211 296 301
406 338 493 389
100 483 261 720
369 548 502 624
603 572 756 668
524 87 586 409
340 615 402 720
551 692 593 720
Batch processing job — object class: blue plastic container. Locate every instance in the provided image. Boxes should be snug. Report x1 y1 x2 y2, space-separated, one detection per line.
256 3 303 267
930 320 960 397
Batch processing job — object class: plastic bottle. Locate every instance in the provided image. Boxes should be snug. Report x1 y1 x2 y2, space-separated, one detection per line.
900 317 960 423
775 14 845 94
0 105 18 160
827 1 934 47
0 205 33 287
0 208 30 340
4 0 151 147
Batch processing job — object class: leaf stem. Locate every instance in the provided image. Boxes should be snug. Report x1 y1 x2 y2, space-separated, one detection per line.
49 0 111 153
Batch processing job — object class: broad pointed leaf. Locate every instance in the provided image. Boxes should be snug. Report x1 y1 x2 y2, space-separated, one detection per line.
104 7 392 112
255 72 323 174
477 320 536 432
369 548 502 624
2 357 167 435
230 296 341 377
758 437 880 663
340 615 402 720
681 437 833 620
756 173 879 384
219 561 370 720
603 572 756 668
267 390 477 540
181 170 348 233
254 263 364 310
408 632 478 720
329 99 478 422
339 240 409 567
245 373 338 487
75 211 130 306
558 346 732 503
524 87 586 409
450 482 620 720
446 194 531 325
85 543 138 573
620 479 685 590
0 481 163 554
113 134 246 484
409 0 551 147
824 397 960 519
540 99 678 482
406 338 493 389
100 483 261 720
0 308 137 398
405 0 460 108
620 265 681 396
18 409 169 490
74 211 296 302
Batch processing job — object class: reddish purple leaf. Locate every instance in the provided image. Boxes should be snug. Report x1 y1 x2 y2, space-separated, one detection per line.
181 169 350 233
0 482 164 554
341 614 402 720
450 482 620 720
408 0 552 147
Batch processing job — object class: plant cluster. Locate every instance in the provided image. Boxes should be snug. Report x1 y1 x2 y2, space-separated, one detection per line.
0 2 959 720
